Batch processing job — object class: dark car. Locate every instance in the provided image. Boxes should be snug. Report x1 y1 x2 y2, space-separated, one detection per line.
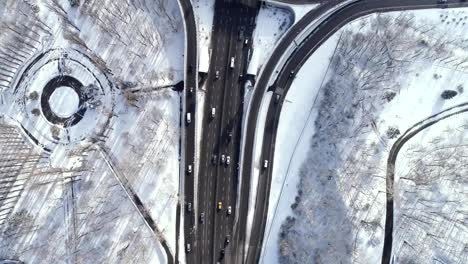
212 154 218 165
200 212 205 223
238 29 244 40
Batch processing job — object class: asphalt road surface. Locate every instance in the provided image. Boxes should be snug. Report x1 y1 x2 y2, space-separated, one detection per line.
240 1 468 264
193 1 257 264
179 0 197 263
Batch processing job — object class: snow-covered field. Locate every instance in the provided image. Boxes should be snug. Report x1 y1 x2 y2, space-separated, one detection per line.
0 0 183 263
247 2 293 75
264 8 468 264
266 0 319 22
192 0 215 73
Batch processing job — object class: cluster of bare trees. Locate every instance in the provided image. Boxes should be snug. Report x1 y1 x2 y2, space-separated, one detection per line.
0 6 51 92
0 124 42 228
277 12 468 263
393 123 468 263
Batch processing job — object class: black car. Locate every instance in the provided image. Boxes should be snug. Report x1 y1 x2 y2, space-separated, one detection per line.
200 212 205 223
212 154 218 165
238 29 244 41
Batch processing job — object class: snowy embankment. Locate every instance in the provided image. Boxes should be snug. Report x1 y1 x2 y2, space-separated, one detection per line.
193 0 215 73
0 0 184 263
260 32 342 264
247 3 293 76
265 8 468 264
266 0 319 22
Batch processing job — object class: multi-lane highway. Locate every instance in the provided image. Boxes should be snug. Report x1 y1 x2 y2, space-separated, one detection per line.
191 1 257 264
181 0 468 263
241 1 468 264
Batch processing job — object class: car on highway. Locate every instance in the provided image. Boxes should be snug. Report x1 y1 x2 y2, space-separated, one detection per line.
225 235 231 245
186 243 191 253
200 212 205 223
220 248 225 259
263 159 269 169
226 156 230 165
189 86 194 94
187 202 192 212
227 206 232 215
244 38 249 46
230 57 235 68
217 202 223 210
212 154 218 165
187 164 192 174
186 113 191 124
289 70 295 78
228 131 233 142
221 154 226 164
211 107 216 118
275 93 281 104
215 70 220 79
238 28 244 40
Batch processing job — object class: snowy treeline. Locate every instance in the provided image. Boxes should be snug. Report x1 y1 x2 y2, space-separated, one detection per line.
278 12 468 264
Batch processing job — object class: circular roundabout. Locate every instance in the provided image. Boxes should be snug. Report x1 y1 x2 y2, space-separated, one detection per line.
41 76 86 126
13 48 115 152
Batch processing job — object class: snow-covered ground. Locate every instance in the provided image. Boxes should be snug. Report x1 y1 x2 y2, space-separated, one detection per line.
0 0 184 262
260 32 341 264
264 8 468 264
266 0 319 22
192 0 215 73
247 3 293 75
393 114 468 263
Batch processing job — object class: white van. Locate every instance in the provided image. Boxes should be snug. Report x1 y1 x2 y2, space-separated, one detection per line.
186 113 191 124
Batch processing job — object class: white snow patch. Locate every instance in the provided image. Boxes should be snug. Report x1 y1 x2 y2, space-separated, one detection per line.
193 0 215 73
248 3 293 75
48 87 80 118
260 31 341 264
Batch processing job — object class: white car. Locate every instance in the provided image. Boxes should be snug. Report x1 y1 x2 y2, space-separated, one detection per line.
226 156 231 165
263 159 269 169
186 243 191 253
211 107 216 118
227 206 232 215
186 113 191 124
230 57 235 68
187 165 192 174
221 155 226 164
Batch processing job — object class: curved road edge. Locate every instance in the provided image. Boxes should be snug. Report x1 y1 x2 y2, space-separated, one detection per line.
382 102 468 264
242 1 468 264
